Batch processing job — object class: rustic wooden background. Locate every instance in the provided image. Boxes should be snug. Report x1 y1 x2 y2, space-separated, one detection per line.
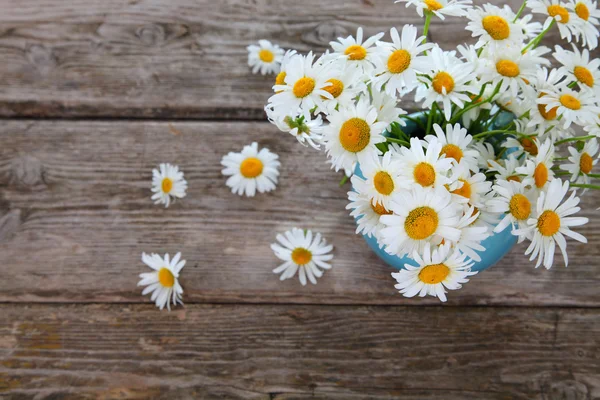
1 0 599 399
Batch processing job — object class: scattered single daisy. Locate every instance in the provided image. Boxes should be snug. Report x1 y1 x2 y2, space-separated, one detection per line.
514 178 588 268
391 243 476 302
221 142 280 197
247 40 284 75
560 138 599 185
271 228 334 285
397 137 454 190
329 27 384 74
151 163 188 208
138 252 185 311
396 0 473 20
465 4 524 49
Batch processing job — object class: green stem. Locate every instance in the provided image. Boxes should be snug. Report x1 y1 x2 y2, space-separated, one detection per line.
339 175 349 186
522 19 555 53
426 102 438 137
400 115 426 130
423 11 432 46
554 135 596 145
472 130 533 140
385 137 410 146
570 183 600 190
450 81 500 125
586 173 600 178
514 1 527 21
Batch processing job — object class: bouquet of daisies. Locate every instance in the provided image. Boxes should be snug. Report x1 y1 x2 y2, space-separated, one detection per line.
254 0 600 302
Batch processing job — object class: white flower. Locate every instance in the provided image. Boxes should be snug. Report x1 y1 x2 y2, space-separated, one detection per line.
487 179 536 236
560 138 599 185
528 0 583 42
454 206 490 262
329 27 384 74
415 47 479 121
371 87 407 130
317 63 366 114
473 141 496 170
138 252 185 311
265 106 324 150
274 50 299 86
397 137 453 189
347 175 392 241
488 154 524 182
322 99 387 172
221 142 280 197
391 243 476 302
465 4 525 49
247 40 284 75
151 163 188 208
514 178 588 268
271 228 334 285
448 163 492 208
553 44 600 94
517 13 544 39
503 133 541 160
371 25 433 96
396 0 473 20
379 186 461 257
517 138 556 194
538 86 600 128
358 152 407 210
528 68 568 135
567 0 600 49
269 52 336 114
425 123 480 172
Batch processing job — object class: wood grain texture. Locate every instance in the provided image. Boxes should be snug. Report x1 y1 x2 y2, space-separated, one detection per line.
0 0 537 119
1 120 599 306
1 304 599 399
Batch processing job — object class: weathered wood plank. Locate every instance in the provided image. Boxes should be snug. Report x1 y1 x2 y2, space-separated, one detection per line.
0 0 538 119
1 304 599 399
1 120 599 306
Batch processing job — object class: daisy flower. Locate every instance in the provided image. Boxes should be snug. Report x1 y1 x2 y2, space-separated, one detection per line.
265 106 324 150
415 46 479 121
358 151 406 210
269 52 335 114
371 25 433 96
371 87 407 130
454 206 490 262
397 137 454 189
322 98 388 172
221 142 280 197
553 44 600 94
138 252 185 311
566 0 600 49
465 4 524 49
488 154 524 183
151 163 188 208
329 27 384 74
396 0 473 20
379 186 461 257
514 178 588 268
528 0 582 42
517 139 556 194
271 228 334 285
473 141 496 170
487 179 536 236
538 86 600 128
516 13 544 39
448 163 492 209
560 138 599 185
317 63 365 114
347 175 392 240
273 50 299 88
503 134 541 160
247 40 284 75
425 123 480 172
391 243 476 302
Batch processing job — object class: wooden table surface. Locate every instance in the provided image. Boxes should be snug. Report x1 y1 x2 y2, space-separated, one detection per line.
1 1 599 399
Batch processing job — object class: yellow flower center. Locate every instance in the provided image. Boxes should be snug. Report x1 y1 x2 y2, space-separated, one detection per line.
275 71 286 86
482 15 511 40
548 4 570 23
574 66 594 87
339 118 371 153
496 60 520 78
452 179 472 199
371 201 393 215
387 49 412 74
432 71 455 94
413 162 436 187
507 175 522 183
534 163 549 188
345 45 367 61
537 210 561 236
373 171 395 195
424 0 444 11
559 94 581 110
322 78 344 99
520 137 538 156
161 178 173 193
441 143 463 162
405 206 439 240
419 263 450 284
293 77 316 98
158 268 175 288
575 2 590 20
240 157 264 178
509 193 531 220
291 247 312 265
538 92 558 120
259 49 275 63
580 152 593 174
